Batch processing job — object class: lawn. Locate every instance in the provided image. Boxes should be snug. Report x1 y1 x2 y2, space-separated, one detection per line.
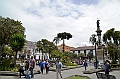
69 76 89 79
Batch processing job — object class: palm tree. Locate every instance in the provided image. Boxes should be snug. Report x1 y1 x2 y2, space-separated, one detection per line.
89 34 98 68
37 39 58 59
53 36 60 46
89 34 97 45
10 33 26 66
57 32 72 52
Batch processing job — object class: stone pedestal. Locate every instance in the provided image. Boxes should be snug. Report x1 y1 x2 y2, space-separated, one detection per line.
97 49 103 64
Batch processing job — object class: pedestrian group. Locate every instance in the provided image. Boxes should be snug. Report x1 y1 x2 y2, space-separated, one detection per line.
19 57 63 79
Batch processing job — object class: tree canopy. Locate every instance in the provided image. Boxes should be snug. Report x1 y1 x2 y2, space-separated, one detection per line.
57 32 72 52
0 16 25 45
0 16 25 57
37 39 59 58
10 33 26 66
103 28 120 63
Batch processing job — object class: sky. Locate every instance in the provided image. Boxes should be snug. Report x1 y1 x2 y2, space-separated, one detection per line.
0 0 120 47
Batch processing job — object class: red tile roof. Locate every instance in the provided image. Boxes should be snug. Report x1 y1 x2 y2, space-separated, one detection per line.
70 46 95 51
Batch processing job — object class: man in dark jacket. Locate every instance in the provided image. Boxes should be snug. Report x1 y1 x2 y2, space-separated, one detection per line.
83 60 88 71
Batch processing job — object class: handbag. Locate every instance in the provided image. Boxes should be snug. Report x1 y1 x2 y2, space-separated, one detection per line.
20 66 25 71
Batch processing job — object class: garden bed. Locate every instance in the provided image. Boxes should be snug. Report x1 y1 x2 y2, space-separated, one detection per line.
111 64 120 68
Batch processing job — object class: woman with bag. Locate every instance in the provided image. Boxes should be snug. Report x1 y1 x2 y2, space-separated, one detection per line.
19 60 26 78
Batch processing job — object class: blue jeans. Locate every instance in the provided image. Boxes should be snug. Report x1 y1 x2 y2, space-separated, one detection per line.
26 70 30 79
30 67 34 78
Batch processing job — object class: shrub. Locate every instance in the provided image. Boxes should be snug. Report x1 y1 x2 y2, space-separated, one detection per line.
111 64 120 68
2 58 11 68
0 58 20 71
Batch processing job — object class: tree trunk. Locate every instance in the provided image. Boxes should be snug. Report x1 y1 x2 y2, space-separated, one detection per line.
63 39 65 52
115 51 118 64
0 45 2 58
14 51 17 67
0 44 4 59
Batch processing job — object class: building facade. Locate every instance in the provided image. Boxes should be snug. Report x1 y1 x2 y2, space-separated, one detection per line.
17 41 49 60
70 46 95 56
57 44 74 52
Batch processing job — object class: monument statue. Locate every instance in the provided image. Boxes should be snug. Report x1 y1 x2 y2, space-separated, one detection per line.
97 20 100 28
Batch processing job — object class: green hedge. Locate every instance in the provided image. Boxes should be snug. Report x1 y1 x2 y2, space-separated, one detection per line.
0 58 19 71
111 64 120 68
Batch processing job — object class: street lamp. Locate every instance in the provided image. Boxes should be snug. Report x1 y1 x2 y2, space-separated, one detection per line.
94 37 98 69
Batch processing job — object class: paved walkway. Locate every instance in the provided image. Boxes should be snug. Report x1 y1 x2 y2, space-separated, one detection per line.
0 65 120 79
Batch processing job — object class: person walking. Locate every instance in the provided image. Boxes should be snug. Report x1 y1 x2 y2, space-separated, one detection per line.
56 59 62 79
29 56 36 78
104 60 111 75
25 59 30 79
19 60 26 78
83 60 88 71
38 60 42 73
45 59 49 74
40 60 45 74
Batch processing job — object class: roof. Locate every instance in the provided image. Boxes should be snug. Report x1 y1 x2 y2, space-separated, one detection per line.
70 46 95 51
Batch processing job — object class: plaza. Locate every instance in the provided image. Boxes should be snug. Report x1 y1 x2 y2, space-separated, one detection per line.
0 64 120 79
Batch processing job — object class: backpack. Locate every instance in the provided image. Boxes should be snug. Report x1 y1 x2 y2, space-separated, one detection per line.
106 64 111 71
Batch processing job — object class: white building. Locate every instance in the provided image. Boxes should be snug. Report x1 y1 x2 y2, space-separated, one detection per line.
70 46 95 56
17 41 49 60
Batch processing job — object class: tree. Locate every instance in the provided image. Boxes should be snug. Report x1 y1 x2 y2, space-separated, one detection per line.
53 36 60 46
78 53 85 60
10 33 26 66
89 34 98 68
37 39 58 59
87 51 93 59
0 16 25 57
63 52 77 60
89 34 97 56
89 34 97 45
50 50 63 58
103 28 120 63
3 45 14 57
57 32 72 52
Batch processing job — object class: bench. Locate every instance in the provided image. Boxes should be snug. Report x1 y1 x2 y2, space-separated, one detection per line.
96 72 116 79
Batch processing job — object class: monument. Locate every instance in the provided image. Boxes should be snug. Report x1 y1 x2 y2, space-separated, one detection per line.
95 20 103 64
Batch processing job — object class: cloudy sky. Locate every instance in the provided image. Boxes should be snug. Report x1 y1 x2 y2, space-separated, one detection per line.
0 0 120 47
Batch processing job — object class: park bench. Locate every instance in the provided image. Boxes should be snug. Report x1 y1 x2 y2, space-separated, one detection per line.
96 72 116 79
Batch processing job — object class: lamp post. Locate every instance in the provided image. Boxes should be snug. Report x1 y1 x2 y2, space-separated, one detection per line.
94 37 98 69
95 42 97 69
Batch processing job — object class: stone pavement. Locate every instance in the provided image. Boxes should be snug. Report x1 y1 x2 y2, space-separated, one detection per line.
0 65 120 79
